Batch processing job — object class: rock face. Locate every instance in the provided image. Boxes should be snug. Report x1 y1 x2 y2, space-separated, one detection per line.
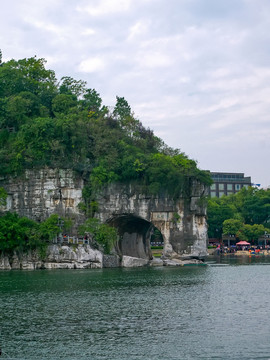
103 254 121 268
0 168 84 229
0 245 103 270
0 249 204 270
122 255 149 268
0 168 209 263
96 180 209 260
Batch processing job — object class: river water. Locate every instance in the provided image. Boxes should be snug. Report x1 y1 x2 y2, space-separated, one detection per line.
1 256 270 360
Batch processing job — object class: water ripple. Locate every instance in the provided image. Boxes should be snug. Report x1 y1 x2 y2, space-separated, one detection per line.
1 264 270 359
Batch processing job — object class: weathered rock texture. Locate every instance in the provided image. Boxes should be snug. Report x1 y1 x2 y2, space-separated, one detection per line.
122 255 149 268
0 168 209 263
0 168 84 227
0 244 103 270
96 181 209 259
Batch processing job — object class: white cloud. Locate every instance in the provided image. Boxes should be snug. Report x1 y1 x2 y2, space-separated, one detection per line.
136 51 173 68
76 0 132 16
81 28 96 36
128 20 150 41
25 19 66 37
1 0 270 186
78 57 106 73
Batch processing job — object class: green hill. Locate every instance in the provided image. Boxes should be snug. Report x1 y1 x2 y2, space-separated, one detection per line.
0 54 211 199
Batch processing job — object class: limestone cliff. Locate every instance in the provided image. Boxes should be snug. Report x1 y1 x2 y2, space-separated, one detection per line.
0 244 104 270
0 168 209 263
0 168 85 231
95 180 209 259
0 245 203 270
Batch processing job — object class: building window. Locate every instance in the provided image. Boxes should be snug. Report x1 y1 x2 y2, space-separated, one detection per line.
227 184 233 191
235 184 241 191
211 191 216 198
219 184 224 190
219 191 224 197
210 184 216 190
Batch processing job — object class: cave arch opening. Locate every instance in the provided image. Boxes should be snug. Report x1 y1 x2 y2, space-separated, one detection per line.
107 214 164 259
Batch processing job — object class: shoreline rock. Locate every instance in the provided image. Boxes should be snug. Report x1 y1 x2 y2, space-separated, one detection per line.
0 246 205 270
0 244 104 270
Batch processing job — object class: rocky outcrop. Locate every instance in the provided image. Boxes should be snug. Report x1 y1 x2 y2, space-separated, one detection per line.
0 168 85 229
122 255 149 268
0 249 204 270
0 255 12 270
0 244 103 270
103 254 121 268
46 244 103 269
0 168 209 263
162 258 204 266
96 180 209 259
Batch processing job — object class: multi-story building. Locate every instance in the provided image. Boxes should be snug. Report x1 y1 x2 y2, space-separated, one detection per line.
210 172 252 198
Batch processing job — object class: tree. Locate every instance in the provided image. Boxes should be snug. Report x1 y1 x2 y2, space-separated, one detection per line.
0 54 213 196
82 88 102 113
0 57 57 100
39 214 72 241
80 218 118 254
52 94 77 115
207 188 270 241
0 212 39 253
59 76 86 98
242 224 269 243
0 212 72 254
144 153 184 196
222 219 243 236
239 188 270 226
4 94 34 129
113 96 131 120
207 198 235 238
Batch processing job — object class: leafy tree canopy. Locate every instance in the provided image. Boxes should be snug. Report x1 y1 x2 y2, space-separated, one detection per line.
79 218 118 254
0 54 211 203
208 187 270 241
0 212 72 255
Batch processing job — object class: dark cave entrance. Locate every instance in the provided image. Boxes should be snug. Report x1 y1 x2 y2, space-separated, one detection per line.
107 214 164 259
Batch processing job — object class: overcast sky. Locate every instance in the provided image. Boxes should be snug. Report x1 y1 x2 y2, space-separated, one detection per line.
1 0 270 187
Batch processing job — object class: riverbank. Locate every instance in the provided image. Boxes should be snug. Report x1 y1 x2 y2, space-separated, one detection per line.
233 250 270 256
208 248 270 256
0 244 204 270
0 244 104 270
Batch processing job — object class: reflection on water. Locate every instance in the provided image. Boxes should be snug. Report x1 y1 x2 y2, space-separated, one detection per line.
207 253 270 266
1 258 270 360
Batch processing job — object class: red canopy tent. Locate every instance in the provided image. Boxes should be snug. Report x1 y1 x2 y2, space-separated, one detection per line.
236 241 250 246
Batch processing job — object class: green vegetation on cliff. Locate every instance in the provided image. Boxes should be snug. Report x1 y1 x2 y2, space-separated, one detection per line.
0 54 212 254
0 212 70 255
0 207 117 256
79 218 118 254
0 55 211 200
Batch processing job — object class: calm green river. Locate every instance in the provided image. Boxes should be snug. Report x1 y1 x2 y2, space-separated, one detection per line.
1 256 270 360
